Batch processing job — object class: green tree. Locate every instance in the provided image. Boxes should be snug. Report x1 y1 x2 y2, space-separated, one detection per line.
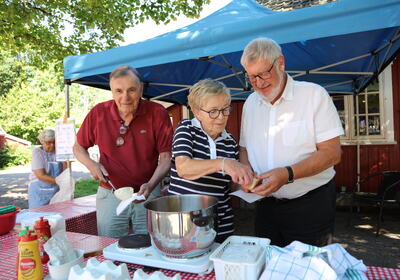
0 64 65 143
0 54 111 143
0 51 33 97
0 0 210 67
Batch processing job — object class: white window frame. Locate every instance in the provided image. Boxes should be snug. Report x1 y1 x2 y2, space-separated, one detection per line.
337 64 395 145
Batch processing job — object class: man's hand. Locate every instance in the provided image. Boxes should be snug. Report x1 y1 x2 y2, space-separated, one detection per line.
88 162 108 183
251 167 289 196
135 182 153 202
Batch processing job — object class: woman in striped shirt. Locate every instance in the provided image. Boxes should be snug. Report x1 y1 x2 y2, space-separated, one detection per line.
168 79 253 243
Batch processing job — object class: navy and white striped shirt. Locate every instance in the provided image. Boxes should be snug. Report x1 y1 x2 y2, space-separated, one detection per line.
169 118 239 238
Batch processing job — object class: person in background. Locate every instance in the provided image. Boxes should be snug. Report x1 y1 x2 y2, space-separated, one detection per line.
73 65 173 238
239 38 343 247
168 79 253 243
28 128 66 208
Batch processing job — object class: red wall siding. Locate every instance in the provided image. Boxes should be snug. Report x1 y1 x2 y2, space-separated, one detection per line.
0 135 5 149
225 102 244 141
333 56 400 192
167 104 183 131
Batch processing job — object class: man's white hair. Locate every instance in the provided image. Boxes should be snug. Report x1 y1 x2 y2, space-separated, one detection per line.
241 38 282 67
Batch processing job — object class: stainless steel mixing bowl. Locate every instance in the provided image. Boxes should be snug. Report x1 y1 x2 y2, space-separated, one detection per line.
144 194 218 259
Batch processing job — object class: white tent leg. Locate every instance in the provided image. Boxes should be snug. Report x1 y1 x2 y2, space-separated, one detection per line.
355 94 360 192
65 84 70 118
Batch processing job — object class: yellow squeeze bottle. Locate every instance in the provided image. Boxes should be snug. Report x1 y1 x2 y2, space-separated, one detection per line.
17 229 43 280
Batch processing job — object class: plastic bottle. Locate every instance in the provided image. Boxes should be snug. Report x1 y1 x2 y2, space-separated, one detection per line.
34 217 51 264
17 228 43 280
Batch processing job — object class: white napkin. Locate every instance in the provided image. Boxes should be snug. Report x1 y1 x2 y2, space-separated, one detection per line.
260 241 367 280
51 168 75 204
229 189 264 203
44 230 77 265
116 194 146 216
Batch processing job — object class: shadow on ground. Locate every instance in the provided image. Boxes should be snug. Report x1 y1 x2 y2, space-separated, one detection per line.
234 204 400 268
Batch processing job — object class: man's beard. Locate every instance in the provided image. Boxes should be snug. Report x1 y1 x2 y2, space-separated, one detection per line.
259 72 285 103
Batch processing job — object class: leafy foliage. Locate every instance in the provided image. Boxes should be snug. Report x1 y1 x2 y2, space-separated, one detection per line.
0 143 31 168
0 51 33 97
0 52 110 143
0 63 65 143
0 0 210 67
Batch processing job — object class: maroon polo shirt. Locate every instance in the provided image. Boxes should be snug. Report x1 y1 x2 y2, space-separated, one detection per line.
76 99 173 192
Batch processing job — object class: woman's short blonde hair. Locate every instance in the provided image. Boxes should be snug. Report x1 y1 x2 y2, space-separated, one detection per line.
241 37 282 67
38 128 55 144
188 79 231 110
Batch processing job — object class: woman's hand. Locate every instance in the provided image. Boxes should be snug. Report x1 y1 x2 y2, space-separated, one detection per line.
223 159 253 187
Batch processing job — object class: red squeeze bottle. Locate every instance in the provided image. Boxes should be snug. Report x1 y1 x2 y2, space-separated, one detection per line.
33 217 51 264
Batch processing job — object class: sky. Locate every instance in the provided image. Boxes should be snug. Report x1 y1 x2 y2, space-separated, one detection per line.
122 0 232 45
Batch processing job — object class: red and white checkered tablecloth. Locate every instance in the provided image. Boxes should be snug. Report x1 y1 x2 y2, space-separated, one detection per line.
0 231 116 280
30 195 98 235
1 230 399 280
366 266 400 280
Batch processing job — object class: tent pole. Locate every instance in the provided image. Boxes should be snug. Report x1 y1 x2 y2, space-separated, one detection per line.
355 94 360 191
64 82 70 118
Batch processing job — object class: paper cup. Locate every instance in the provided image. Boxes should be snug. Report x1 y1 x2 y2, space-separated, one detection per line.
47 249 84 280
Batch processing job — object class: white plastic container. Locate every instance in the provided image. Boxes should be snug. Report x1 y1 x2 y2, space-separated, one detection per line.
19 211 66 235
209 235 270 280
47 249 84 280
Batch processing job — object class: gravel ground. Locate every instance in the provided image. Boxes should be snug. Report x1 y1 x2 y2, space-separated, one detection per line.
1 165 399 268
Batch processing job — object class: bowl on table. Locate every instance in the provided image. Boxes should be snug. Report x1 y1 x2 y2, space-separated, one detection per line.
0 206 20 235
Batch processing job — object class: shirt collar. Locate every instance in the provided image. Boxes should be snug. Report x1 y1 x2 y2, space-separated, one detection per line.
191 118 231 141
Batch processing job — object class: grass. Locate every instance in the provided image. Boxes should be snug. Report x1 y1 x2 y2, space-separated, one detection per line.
74 179 99 198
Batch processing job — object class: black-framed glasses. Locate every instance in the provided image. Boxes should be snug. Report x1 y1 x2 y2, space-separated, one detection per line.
116 122 129 147
200 106 232 119
245 58 278 83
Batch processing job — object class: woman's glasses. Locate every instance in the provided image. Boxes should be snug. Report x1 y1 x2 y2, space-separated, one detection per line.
116 122 129 147
200 106 232 119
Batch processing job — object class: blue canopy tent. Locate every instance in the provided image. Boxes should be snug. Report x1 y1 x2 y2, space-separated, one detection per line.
63 0 400 105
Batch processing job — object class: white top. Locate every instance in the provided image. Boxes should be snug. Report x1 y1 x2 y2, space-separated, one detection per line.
240 75 344 199
29 146 56 182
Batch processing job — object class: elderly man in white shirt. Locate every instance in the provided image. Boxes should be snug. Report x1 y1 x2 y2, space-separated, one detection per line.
239 38 344 247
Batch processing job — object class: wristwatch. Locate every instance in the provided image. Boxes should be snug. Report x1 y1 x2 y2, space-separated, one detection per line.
285 166 294 184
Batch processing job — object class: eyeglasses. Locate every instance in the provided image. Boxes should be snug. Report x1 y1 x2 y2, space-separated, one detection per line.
116 122 129 147
200 106 232 119
245 58 278 83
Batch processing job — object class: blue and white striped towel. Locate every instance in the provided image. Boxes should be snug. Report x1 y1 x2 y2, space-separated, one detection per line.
259 241 367 280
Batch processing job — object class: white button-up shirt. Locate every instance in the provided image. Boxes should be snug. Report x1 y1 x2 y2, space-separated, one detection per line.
240 75 344 199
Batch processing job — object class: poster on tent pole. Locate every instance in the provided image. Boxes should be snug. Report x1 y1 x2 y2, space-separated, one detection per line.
55 118 76 161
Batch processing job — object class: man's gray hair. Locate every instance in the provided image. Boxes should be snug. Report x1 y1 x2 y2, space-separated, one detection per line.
188 79 231 110
241 38 282 67
38 128 55 144
110 65 141 82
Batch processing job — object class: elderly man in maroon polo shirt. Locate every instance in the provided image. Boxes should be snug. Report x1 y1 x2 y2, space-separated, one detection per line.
73 65 173 238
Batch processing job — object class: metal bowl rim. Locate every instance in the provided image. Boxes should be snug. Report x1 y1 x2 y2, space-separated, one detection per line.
144 194 219 213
